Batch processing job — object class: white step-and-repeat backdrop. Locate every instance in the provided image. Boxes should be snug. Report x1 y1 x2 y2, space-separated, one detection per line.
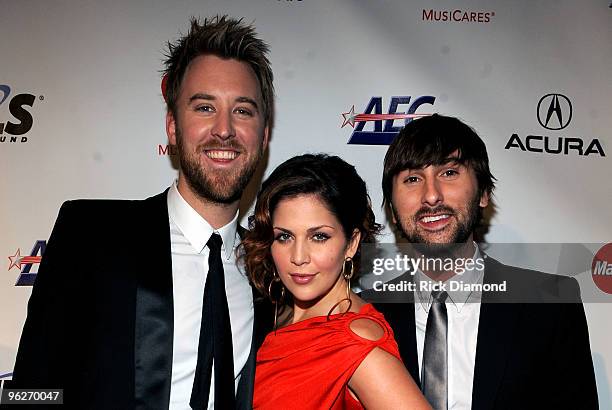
1 0 611 405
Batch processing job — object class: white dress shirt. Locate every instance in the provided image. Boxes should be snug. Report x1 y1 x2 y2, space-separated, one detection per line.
414 245 484 410
166 182 254 410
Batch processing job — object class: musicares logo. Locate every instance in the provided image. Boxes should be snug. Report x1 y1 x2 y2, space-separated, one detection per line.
422 9 495 23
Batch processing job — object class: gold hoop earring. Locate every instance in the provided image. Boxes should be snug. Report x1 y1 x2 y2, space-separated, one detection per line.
342 256 354 301
342 257 354 280
268 269 285 333
327 257 354 320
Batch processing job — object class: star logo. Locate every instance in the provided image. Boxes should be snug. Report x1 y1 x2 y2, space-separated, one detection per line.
8 249 23 271
7 248 42 271
341 105 357 128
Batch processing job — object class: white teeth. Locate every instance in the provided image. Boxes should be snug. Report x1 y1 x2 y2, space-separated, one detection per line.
206 150 238 160
421 214 449 223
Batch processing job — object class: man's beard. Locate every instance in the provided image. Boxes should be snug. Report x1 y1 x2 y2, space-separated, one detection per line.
393 192 482 257
175 128 262 204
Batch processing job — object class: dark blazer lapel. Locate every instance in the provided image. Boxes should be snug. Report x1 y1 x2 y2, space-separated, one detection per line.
236 225 275 410
134 190 174 410
380 302 421 387
236 287 274 410
471 257 521 410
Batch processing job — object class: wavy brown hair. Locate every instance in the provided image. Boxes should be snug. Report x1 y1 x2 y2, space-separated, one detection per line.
240 154 382 301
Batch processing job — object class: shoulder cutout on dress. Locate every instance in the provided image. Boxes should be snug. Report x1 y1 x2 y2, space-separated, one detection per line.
349 317 385 342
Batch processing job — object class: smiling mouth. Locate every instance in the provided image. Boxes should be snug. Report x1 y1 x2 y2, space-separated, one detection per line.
420 214 450 223
417 213 454 231
204 149 239 160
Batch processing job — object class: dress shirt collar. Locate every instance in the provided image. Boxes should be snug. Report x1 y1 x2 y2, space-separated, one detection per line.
167 181 238 260
415 242 484 313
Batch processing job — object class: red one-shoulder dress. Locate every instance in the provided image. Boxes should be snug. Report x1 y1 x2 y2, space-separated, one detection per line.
253 304 403 409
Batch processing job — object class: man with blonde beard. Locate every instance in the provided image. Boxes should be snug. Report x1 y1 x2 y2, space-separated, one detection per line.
8 16 273 410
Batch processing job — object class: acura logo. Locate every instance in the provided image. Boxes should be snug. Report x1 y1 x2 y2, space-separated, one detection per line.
537 93 572 130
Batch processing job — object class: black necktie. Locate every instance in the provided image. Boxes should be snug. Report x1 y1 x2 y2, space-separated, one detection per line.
422 290 448 410
190 233 236 409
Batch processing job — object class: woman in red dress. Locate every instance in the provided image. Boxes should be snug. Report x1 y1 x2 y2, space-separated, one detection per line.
242 154 431 409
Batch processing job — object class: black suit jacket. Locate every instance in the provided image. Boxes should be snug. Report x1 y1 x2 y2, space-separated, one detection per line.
5 192 273 409
361 256 598 410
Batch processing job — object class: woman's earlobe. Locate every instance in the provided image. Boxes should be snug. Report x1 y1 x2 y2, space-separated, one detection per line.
346 229 361 258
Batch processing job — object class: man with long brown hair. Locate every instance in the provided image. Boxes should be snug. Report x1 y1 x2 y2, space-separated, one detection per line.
364 114 598 409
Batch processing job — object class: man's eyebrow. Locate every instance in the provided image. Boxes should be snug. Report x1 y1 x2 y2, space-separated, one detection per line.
187 94 259 112
188 93 215 103
236 96 260 111
440 156 462 165
398 157 464 174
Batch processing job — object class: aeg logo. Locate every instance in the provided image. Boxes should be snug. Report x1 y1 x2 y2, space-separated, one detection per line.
0 84 42 143
341 96 435 145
